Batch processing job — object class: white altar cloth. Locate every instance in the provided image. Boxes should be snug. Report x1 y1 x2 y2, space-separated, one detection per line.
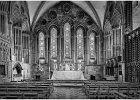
51 71 85 80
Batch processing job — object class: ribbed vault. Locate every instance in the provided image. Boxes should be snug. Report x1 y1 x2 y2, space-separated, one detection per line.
26 1 106 31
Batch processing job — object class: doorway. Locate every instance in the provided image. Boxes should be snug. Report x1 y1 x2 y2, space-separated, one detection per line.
90 75 95 80
36 75 40 81
0 65 5 75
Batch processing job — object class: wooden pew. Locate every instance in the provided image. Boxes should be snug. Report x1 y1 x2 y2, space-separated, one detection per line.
0 82 53 99
113 91 134 99
0 92 39 99
83 81 140 99
0 88 49 99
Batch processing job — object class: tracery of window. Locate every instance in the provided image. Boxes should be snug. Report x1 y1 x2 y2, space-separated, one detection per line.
77 28 84 59
22 34 29 63
64 23 71 58
13 27 22 61
50 27 57 59
0 14 6 34
39 32 45 58
89 33 95 59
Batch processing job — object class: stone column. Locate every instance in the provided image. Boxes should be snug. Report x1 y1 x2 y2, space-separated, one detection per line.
99 34 101 64
87 32 90 65
74 28 78 70
59 25 63 70
5 14 8 36
29 33 31 64
9 21 13 81
46 33 48 63
20 28 23 62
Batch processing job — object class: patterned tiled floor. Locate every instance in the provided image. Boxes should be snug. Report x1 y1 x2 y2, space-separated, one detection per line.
49 86 88 99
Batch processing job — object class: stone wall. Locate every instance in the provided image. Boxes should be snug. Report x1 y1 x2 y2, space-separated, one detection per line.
31 63 49 81
84 65 103 80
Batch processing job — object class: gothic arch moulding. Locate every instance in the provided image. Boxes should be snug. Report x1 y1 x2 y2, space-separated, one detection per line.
34 1 99 35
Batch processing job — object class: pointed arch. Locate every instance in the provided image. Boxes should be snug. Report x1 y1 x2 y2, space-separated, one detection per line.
13 63 23 75
31 1 101 31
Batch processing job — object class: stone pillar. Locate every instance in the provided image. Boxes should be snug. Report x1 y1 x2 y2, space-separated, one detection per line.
9 21 13 81
99 35 101 64
74 28 78 70
111 30 113 58
5 14 8 36
59 25 63 70
87 32 90 65
29 33 31 64
46 33 48 63
71 31 74 68
74 29 76 67
20 28 23 62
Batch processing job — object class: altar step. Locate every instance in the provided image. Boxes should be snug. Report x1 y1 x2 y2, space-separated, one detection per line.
51 80 84 87
49 86 88 99
50 80 84 83
53 83 83 87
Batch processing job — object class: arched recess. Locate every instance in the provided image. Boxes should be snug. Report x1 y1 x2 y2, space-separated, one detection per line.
103 2 123 62
32 1 101 74
48 25 59 71
76 25 87 64
13 63 23 76
76 26 86 71
103 1 124 79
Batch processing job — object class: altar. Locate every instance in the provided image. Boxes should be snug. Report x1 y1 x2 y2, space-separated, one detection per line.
51 71 85 80
51 58 85 80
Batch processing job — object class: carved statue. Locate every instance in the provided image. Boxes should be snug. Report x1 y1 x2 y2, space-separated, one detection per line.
70 64 74 71
54 63 57 70
78 63 82 70
65 63 70 71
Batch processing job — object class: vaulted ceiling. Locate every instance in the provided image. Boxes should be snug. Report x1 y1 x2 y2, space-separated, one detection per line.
26 1 107 30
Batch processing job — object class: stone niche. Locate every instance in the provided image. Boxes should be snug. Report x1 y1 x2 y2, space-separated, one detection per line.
84 65 103 80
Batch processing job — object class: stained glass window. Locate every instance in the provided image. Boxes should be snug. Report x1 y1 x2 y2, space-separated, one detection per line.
64 23 71 58
50 27 57 58
77 28 84 59
89 33 95 58
39 32 45 58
